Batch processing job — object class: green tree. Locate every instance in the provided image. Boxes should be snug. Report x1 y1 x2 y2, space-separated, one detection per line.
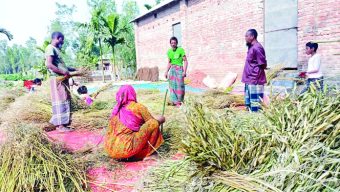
79 5 108 82
87 0 117 15
35 40 50 79
48 3 78 67
101 13 126 80
76 26 100 68
0 37 42 77
116 0 139 79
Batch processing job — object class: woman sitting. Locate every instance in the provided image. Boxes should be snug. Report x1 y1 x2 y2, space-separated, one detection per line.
105 85 165 160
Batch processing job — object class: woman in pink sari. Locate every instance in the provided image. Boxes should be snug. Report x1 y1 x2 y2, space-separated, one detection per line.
105 85 165 160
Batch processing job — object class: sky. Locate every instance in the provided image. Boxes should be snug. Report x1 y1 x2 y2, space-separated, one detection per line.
0 0 154 46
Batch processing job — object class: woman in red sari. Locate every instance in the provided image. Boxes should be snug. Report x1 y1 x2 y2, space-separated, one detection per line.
105 85 165 160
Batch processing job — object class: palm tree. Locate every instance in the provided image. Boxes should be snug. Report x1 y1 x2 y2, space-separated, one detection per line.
101 14 126 80
80 6 107 82
0 28 13 41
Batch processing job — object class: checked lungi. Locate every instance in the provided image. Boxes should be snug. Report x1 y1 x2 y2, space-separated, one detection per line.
168 65 185 104
244 84 264 112
49 76 71 126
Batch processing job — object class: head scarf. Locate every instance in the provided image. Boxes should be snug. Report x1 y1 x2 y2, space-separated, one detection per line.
111 85 144 131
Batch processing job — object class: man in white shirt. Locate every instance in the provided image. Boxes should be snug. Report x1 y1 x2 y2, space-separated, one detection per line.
300 42 324 94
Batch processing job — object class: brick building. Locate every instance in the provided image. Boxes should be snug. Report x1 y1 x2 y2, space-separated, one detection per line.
132 0 340 82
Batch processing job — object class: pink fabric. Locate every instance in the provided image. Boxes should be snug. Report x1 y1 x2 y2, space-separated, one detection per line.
111 85 144 132
85 95 93 106
46 129 104 152
87 153 184 192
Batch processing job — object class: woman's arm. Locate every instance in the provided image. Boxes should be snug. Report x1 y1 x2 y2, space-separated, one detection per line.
139 104 165 125
183 55 188 77
164 59 171 79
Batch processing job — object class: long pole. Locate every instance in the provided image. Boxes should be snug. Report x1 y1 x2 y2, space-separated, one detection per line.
160 89 168 133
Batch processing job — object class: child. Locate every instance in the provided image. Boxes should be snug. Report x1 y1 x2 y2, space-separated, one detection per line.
77 85 94 106
300 42 323 94
24 78 42 93
68 77 78 92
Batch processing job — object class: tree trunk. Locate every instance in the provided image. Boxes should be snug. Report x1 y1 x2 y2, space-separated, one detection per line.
111 46 116 81
99 38 105 83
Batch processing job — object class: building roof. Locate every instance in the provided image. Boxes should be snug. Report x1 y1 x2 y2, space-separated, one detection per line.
131 0 178 22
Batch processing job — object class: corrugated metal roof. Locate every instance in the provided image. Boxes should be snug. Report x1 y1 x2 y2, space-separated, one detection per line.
131 0 178 22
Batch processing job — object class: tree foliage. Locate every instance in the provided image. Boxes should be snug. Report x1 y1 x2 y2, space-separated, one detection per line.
0 1 140 80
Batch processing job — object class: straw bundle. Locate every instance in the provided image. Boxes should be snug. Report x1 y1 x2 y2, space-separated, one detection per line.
0 95 15 111
0 88 25 111
144 88 339 191
56 68 91 82
201 90 244 109
0 124 87 191
0 88 52 125
182 88 339 191
71 107 111 130
142 160 195 191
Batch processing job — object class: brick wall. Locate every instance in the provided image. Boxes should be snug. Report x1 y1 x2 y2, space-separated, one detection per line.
298 0 340 79
134 2 182 79
135 0 265 81
134 0 340 81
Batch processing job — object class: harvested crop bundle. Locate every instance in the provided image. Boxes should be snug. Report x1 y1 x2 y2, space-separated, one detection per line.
144 89 339 191
0 124 87 191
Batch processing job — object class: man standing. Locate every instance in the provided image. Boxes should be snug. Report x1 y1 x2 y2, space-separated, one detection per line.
45 32 75 132
164 37 188 107
242 29 267 112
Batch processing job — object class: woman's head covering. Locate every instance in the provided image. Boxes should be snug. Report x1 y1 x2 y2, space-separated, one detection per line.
111 85 144 131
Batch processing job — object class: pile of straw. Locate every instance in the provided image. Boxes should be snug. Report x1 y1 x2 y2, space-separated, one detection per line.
144 88 339 191
0 87 52 126
0 88 25 111
71 107 111 130
142 160 196 191
0 124 87 191
201 90 244 109
0 94 15 111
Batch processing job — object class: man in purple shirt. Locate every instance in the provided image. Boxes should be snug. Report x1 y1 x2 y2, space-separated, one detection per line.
242 29 267 112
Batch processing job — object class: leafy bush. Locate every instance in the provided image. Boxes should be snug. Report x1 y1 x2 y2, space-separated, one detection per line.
0 73 35 81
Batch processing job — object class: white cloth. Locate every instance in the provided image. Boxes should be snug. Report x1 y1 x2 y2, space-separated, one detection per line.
203 72 237 89
203 75 218 89
218 72 237 89
307 54 323 79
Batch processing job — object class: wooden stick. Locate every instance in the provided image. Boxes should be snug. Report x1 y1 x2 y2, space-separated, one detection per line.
160 89 168 133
